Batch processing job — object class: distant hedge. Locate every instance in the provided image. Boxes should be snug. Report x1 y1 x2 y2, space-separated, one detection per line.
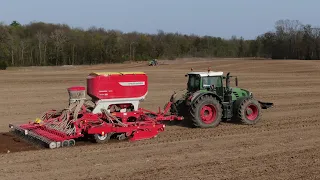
0 60 8 70
1 19 320 67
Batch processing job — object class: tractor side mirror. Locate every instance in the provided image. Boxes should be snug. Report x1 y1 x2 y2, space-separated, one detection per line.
235 77 238 86
226 72 230 88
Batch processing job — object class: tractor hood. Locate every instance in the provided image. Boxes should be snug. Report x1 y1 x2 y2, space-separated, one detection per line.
231 87 274 109
231 87 251 101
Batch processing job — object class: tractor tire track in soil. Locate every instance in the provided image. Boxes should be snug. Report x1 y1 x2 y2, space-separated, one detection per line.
0 132 40 153
0 58 320 180
1 113 319 154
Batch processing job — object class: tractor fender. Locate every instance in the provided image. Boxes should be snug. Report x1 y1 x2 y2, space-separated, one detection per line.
190 91 222 106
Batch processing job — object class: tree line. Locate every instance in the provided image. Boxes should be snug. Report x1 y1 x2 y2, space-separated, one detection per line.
0 19 319 68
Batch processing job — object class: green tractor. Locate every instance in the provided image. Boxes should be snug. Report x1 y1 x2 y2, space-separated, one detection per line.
148 59 158 66
170 69 273 128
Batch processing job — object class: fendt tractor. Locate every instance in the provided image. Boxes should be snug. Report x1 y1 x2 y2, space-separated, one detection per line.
169 68 273 128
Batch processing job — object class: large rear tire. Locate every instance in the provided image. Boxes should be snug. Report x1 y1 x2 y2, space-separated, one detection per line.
235 97 262 125
190 95 222 128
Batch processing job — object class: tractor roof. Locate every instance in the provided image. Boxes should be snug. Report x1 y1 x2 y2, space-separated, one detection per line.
187 71 223 77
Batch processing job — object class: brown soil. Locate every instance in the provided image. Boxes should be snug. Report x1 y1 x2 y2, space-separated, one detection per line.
0 132 41 153
0 58 320 180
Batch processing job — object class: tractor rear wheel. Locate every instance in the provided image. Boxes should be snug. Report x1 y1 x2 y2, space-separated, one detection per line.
235 97 262 125
190 95 222 128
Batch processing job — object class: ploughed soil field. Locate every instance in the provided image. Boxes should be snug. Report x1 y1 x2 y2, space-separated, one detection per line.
0 58 320 180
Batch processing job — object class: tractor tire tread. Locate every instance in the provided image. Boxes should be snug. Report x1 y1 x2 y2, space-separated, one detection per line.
236 97 262 125
189 95 223 128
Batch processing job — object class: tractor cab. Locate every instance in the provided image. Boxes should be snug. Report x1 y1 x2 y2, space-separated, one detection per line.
186 70 224 93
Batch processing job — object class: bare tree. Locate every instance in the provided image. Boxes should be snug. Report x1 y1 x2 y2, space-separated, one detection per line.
50 29 67 65
19 39 27 65
8 34 18 66
36 31 47 65
311 27 320 59
0 25 10 61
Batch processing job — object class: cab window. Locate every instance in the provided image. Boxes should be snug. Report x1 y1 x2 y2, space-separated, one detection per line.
187 75 200 91
202 76 221 88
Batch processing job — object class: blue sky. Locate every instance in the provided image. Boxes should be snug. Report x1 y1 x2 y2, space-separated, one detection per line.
0 0 318 39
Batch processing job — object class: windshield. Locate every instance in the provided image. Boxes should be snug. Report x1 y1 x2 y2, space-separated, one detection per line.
202 76 221 88
187 75 200 92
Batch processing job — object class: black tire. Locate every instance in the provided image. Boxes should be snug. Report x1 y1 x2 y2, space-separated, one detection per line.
93 133 112 143
235 97 262 125
190 95 223 128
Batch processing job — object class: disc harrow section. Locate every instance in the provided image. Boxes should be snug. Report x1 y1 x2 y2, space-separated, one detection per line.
8 72 183 149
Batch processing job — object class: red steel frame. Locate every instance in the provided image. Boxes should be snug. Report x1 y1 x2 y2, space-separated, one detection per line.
9 72 184 148
9 99 183 148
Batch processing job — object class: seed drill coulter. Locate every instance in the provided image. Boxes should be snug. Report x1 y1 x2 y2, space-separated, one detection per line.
8 69 273 149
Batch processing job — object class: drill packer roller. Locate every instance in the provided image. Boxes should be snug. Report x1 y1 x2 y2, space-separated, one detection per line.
9 72 184 149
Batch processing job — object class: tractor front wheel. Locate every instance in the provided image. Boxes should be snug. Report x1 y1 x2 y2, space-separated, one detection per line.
190 95 222 128
236 97 262 125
